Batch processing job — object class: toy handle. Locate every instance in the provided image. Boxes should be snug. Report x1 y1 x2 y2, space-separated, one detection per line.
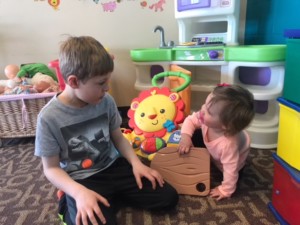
151 71 191 92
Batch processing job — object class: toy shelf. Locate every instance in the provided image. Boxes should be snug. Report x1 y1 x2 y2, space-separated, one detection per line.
131 51 285 149
130 0 285 149
175 0 241 45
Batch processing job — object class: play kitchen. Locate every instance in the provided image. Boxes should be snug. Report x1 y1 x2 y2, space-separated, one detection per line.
130 0 286 149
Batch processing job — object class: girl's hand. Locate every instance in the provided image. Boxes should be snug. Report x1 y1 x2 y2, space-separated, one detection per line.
75 188 110 225
132 161 164 190
210 187 227 201
178 133 193 154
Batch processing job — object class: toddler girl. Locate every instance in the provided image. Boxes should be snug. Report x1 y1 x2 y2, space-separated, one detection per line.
178 84 255 200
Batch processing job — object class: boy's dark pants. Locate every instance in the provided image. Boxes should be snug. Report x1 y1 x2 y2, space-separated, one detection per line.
60 157 179 225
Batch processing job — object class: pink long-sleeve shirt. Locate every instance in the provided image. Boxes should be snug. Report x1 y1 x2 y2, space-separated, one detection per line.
181 111 251 197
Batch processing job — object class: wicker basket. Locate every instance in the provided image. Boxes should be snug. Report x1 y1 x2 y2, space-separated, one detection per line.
0 93 55 139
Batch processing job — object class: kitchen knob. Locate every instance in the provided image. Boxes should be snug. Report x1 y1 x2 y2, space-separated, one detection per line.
209 50 219 59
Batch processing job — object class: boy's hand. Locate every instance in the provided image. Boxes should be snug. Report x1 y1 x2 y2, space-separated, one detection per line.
132 161 164 190
210 187 227 201
178 133 193 154
75 188 110 225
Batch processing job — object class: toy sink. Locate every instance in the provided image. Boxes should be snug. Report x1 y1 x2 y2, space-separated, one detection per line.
130 45 286 62
224 45 286 62
172 46 225 61
130 48 173 62
130 46 226 62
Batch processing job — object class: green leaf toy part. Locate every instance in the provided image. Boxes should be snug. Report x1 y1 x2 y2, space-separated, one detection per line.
151 71 191 92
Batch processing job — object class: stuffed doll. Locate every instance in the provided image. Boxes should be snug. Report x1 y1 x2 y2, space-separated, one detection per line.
1 63 60 95
31 73 59 93
0 64 21 94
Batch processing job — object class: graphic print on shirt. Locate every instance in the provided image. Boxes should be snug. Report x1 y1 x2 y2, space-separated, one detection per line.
60 113 118 174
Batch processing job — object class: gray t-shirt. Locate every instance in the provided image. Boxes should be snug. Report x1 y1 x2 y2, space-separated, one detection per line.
34 93 122 180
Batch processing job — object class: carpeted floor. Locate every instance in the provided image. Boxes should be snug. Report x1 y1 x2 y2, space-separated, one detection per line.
0 143 279 225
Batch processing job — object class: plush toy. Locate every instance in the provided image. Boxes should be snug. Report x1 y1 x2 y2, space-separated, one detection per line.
122 71 191 160
16 63 58 82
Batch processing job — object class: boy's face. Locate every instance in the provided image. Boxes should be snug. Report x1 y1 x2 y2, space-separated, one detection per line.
75 73 111 105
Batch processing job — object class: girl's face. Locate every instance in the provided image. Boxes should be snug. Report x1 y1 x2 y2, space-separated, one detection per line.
199 93 226 130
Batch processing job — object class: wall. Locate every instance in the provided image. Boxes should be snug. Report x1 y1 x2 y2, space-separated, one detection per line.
3 0 297 105
0 0 178 106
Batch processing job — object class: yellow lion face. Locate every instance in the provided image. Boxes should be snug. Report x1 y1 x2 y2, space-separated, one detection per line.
133 94 177 133
128 87 185 138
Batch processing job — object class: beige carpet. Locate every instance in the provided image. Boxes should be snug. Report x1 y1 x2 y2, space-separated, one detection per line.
0 143 279 225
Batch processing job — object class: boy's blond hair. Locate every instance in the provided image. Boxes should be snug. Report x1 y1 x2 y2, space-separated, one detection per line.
59 36 114 83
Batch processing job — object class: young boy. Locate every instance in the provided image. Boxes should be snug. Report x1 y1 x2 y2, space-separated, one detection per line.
34 36 178 225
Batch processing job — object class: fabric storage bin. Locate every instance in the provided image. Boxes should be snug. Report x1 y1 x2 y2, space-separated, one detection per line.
269 153 300 225
0 93 55 139
277 97 300 170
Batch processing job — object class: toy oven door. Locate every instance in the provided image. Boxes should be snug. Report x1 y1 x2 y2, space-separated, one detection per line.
177 0 211 12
